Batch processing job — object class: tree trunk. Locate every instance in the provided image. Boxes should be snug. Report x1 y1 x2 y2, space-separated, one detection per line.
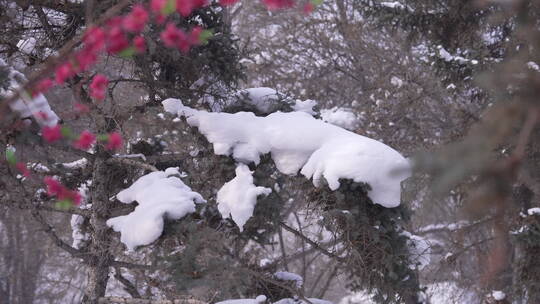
82 157 114 304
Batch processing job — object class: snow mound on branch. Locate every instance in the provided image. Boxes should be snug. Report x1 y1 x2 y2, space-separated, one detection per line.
217 164 272 231
0 59 59 126
293 99 317 115
320 107 360 130
106 168 205 250
163 99 409 207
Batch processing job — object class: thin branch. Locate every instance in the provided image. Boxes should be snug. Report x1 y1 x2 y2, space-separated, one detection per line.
280 222 344 262
114 267 141 298
30 209 84 257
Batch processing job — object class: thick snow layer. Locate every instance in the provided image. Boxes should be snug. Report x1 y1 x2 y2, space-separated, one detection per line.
217 164 271 231
320 107 360 130
163 99 409 207
274 271 303 289
106 168 205 250
293 99 318 115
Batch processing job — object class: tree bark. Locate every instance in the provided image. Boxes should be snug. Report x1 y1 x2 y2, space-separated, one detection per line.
82 157 114 304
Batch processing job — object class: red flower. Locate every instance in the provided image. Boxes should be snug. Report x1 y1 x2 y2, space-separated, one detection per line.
58 189 82 205
33 78 53 97
262 0 294 10
220 0 239 6
89 74 108 100
55 62 74 84
189 26 204 45
176 0 194 17
303 2 314 14
161 23 192 52
83 26 106 53
134 36 146 53
16 162 31 178
106 26 129 54
106 132 123 151
43 177 82 205
123 4 149 33
151 0 167 13
161 23 180 48
177 32 191 53
75 48 98 72
44 177 63 196
73 130 96 150
42 125 62 143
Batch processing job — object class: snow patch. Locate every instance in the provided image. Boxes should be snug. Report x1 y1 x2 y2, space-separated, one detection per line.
217 164 272 231
106 168 205 250
492 290 505 301
320 107 360 130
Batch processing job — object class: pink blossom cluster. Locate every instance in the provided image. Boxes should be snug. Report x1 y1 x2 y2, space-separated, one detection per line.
41 125 123 152
44 177 82 206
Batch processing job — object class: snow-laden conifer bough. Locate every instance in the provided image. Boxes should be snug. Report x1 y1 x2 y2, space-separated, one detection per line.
105 90 410 251
162 94 410 230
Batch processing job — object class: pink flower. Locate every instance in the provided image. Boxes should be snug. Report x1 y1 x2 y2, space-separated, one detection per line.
189 26 204 45
176 0 194 17
73 130 96 150
89 74 108 100
43 177 82 206
83 26 106 53
58 189 82 205
303 2 314 14
16 162 31 178
134 36 146 53
151 0 167 13
177 32 191 53
55 62 74 84
123 5 149 33
75 48 98 72
262 0 294 10
42 125 62 142
220 0 239 6
161 23 181 47
106 26 129 54
161 23 192 52
44 177 63 196
106 132 123 151
33 78 53 96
